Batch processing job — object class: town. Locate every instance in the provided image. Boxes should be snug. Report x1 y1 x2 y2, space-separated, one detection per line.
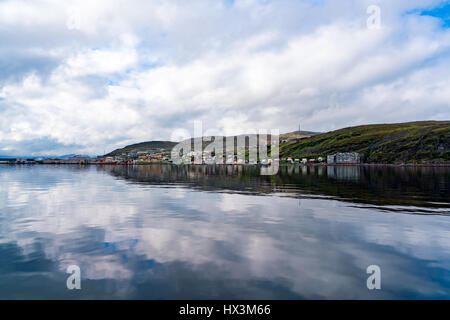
0 150 362 166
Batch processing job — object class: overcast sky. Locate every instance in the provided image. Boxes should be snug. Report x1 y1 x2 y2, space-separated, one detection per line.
0 0 449 156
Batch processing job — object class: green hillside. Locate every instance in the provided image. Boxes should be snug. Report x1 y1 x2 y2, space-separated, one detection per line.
105 141 178 156
280 130 321 140
280 121 450 163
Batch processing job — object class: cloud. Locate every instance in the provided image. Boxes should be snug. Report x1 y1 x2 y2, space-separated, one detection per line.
1 166 449 298
0 0 449 155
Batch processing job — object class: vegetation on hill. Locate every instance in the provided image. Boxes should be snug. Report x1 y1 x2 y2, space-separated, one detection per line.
279 121 450 163
280 130 321 140
105 130 317 157
105 141 178 156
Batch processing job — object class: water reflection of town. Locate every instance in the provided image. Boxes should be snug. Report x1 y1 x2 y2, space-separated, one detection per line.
103 164 450 213
326 166 360 180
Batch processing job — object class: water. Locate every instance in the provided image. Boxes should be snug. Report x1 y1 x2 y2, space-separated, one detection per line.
0 164 449 299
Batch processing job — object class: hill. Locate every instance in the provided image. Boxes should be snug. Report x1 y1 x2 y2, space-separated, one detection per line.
280 130 321 140
106 130 319 157
279 121 450 163
105 141 178 156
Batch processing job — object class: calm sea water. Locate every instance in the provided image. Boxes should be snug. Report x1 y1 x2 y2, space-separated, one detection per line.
0 164 449 299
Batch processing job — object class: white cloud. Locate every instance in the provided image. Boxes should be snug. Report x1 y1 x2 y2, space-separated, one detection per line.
0 0 449 155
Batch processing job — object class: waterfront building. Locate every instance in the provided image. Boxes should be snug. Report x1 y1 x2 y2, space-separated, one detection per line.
327 152 360 164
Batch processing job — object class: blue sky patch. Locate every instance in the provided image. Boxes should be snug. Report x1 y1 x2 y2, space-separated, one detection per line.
223 0 235 7
420 2 450 27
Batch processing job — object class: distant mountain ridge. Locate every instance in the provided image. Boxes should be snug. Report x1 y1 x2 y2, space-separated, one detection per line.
105 141 178 156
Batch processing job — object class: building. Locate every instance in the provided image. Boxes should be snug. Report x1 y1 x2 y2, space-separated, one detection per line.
327 155 336 163
15 158 36 164
327 152 360 164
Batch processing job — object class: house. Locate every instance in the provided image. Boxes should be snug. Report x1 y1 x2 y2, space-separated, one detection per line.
327 152 360 164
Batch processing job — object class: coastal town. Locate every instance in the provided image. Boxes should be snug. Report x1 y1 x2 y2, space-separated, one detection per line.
0 149 362 166
1 121 448 166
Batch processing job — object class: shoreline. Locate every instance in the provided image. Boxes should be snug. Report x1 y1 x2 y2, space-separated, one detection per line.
1 162 450 167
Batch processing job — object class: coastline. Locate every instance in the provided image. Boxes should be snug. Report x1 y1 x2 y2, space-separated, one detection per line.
1 162 450 167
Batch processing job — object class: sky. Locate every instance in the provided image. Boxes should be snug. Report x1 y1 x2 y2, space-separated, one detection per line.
0 0 449 156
